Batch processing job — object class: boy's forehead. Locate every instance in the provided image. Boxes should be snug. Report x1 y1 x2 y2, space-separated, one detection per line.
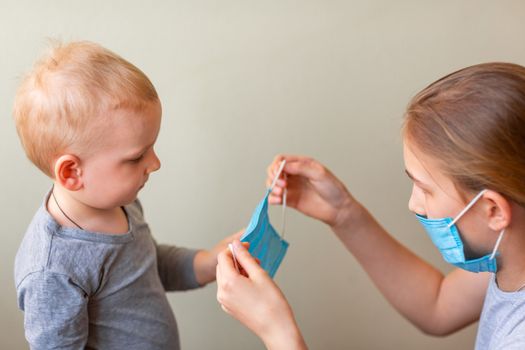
90 102 161 152
107 100 160 126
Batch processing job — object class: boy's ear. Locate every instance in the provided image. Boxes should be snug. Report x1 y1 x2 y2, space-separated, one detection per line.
483 190 511 232
53 155 83 191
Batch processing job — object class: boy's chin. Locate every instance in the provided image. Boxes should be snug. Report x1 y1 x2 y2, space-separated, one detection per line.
118 193 140 207
125 194 139 205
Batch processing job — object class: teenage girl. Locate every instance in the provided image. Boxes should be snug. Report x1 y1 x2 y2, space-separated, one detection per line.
216 62 525 350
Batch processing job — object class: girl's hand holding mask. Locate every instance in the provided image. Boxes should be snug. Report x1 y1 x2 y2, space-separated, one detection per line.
216 240 307 350
266 155 358 231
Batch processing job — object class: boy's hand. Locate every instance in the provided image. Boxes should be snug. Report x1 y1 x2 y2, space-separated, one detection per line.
194 229 244 285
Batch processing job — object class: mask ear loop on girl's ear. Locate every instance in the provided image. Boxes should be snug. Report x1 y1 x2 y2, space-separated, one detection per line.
447 189 488 228
490 229 505 260
269 160 287 239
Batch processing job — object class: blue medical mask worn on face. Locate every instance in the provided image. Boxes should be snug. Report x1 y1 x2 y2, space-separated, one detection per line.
241 161 289 278
416 189 505 273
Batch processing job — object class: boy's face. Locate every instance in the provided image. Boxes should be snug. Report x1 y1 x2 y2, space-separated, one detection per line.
78 100 162 209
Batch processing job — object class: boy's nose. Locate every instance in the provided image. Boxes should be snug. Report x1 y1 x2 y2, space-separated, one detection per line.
147 151 161 173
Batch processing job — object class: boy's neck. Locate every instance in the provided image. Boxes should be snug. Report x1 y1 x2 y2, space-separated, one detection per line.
47 185 129 235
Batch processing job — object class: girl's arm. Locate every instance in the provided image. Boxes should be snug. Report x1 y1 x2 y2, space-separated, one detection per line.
333 202 489 335
267 155 489 335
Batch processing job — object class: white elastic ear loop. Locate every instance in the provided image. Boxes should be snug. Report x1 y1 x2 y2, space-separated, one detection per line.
281 173 287 239
269 160 287 239
269 160 286 190
448 189 488 228
489 229 505 260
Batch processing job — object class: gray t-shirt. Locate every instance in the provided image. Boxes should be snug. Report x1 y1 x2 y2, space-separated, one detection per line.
475 274 525 349
15 192 200 349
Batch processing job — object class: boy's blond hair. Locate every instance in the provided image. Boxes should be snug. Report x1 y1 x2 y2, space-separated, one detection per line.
13 41 159 177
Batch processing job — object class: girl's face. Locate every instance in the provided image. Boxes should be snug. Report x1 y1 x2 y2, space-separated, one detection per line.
403 140 493 258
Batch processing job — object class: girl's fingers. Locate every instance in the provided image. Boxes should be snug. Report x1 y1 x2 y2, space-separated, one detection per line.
270 186 283 196
268 195 282 205
282 158 324 180
231 240 265 278
217 247 238 279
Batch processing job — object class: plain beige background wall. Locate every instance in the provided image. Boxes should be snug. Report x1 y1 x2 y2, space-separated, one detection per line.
1 1 524 349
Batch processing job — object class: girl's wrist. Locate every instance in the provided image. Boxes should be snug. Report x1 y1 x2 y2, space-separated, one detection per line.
330 195 364 233
262 318 307 350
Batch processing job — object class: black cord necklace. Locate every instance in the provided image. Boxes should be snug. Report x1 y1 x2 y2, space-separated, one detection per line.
51 189 84 230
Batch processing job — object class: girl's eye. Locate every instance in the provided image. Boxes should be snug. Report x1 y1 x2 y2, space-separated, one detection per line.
421 187 433 196
416 184 431 196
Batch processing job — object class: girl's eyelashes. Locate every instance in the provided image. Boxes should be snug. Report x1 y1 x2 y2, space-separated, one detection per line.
420 187 431 195
414 182 432 195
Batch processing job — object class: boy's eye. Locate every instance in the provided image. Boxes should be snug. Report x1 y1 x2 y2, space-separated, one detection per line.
130 154 144 163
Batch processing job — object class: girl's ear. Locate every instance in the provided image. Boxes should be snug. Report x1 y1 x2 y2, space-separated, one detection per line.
53 155 83 191
482 190 512 232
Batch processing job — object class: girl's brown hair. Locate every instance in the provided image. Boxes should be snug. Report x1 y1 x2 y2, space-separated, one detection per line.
403 62 525 206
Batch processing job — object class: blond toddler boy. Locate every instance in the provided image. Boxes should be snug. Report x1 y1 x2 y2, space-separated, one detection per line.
13 41 237 349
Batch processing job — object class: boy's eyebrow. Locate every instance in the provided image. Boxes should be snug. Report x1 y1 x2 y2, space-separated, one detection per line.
128 143 153 157
404 169 431 188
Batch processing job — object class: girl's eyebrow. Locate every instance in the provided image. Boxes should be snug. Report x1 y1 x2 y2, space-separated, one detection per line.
405 169 432 188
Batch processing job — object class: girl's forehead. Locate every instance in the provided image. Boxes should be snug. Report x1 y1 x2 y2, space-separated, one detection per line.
402 141 458 196
402 142 434 181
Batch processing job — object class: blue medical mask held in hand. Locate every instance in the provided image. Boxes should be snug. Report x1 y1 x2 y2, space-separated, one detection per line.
241 161 289 278
416 189 505 273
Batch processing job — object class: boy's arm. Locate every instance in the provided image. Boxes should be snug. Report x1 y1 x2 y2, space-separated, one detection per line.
17 271 89 349
155 230 244 289
155 243 202 291
193 229 245 286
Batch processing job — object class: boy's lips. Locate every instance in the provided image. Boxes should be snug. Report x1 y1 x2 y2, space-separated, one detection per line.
139 178 149 190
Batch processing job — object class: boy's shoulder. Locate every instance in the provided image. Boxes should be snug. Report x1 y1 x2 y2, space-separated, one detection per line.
14 199 55 287
14 195 146 293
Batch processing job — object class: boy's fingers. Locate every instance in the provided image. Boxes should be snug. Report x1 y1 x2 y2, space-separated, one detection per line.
233 229 245 240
